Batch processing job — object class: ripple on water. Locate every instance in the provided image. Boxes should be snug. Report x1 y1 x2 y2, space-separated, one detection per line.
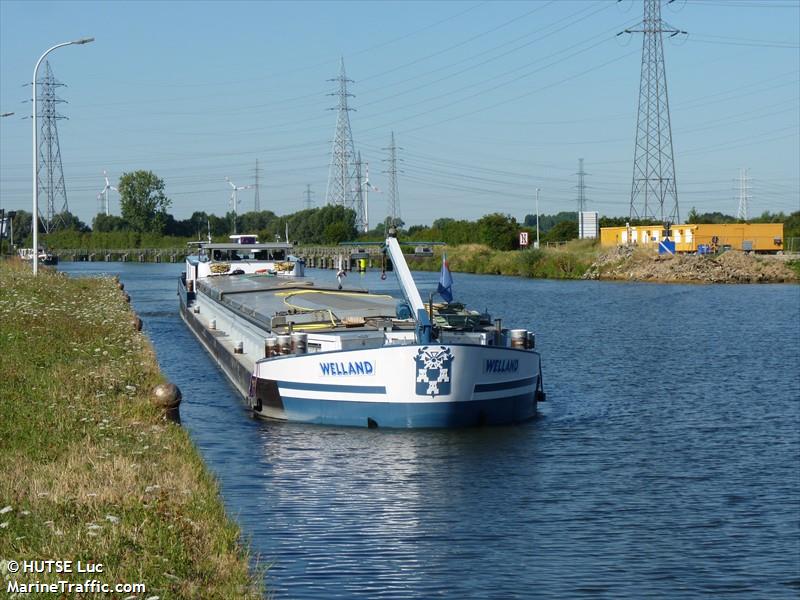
60 264 800 599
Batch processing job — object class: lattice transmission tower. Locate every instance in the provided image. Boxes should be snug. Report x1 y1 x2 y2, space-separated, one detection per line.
382 131 402 229
576 158 589 213
622 0 686 224
326 58 364 229
36 61 70 233
304 184 314 210
253 159 262 212
737 168 750 221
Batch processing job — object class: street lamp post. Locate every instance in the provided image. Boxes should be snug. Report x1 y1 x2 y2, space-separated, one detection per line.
535 188 541 250
32 37 94 275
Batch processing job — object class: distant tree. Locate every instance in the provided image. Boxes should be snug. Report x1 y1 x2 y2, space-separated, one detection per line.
432 217 455 230
118 170 171 233
435 219 476 245
164 214 194 237
784 211 800 239
599 216 658 227
93 213 128 232
239 210 278 235
208 214 228 237
385 217 405 230
322 222 352 244
524 211 576 233
52 211 90 232
599 216 628 228
185 211 210 239
751 210 787 224
542 220 578 243
686 208 736 224
10 210 33 243
477 213 519 250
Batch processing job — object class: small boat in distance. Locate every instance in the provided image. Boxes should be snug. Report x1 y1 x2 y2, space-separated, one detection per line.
178 232 545 428
18 247 58 265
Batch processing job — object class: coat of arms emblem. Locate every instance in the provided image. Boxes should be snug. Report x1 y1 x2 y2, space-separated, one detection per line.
414 346 453 397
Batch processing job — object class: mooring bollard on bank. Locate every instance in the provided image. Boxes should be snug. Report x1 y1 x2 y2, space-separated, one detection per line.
152 382 182 422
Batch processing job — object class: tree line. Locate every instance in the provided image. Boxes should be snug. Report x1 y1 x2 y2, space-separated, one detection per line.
3 169 798 251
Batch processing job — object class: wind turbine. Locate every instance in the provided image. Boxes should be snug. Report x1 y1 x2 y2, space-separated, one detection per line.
96 170 117 216
362 162 380 233
226 177 252 234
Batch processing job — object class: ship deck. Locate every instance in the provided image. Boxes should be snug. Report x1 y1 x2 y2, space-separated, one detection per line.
195 274 401 332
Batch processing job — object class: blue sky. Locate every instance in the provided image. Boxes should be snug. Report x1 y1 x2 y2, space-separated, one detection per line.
1 0 798 228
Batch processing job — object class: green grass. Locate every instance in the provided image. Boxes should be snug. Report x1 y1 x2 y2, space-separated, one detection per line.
407 239 599 279
786 260 800 278
0 259 263 599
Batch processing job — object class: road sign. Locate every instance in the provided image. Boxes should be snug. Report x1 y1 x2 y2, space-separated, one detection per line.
519 231 529 247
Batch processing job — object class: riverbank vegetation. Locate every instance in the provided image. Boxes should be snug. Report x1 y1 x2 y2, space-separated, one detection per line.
408 239 599 279
0 260 262 598
407 240 798 284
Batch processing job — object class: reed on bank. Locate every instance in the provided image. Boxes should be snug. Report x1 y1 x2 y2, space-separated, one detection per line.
0 259 262 599
407 240 598 279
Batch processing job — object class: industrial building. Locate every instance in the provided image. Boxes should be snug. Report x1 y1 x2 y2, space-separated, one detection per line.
600 223 784 253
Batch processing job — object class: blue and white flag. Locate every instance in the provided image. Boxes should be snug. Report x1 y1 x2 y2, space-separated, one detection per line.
437 253 453 303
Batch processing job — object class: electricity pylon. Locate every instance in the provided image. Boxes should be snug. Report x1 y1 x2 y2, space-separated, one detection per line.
382 131 402 229
620 0 686 224
325 58 358 216
737 168 750 221
36 61 70 232
304 184 314 210
576 158 589 213
253 159 262 212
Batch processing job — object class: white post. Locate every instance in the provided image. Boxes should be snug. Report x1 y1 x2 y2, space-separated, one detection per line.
535 188 541 249
363 163 370 233
31 37 94 275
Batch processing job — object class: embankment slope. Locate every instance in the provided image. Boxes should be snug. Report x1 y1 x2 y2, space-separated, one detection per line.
0 260 262 599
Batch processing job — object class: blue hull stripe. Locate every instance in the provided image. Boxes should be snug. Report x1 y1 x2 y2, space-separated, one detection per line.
277 380 386 394
276 393 536 428
474 376 536 393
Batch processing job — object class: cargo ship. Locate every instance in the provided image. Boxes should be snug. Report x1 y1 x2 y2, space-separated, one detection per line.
178 233 545 428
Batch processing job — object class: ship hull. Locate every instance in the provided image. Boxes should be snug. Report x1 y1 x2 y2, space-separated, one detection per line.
251 344 541 428
179 277 543 429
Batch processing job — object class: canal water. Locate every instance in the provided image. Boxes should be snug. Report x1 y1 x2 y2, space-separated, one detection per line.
61 262 799 599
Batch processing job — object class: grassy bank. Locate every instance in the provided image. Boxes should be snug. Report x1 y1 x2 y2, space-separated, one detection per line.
407 240 598 279
0 260 262 599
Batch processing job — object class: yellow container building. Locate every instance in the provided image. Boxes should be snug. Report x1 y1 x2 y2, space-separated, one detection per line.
600 223 784 253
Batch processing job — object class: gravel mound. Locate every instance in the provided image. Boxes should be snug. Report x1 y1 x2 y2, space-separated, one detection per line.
583 247 797 283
